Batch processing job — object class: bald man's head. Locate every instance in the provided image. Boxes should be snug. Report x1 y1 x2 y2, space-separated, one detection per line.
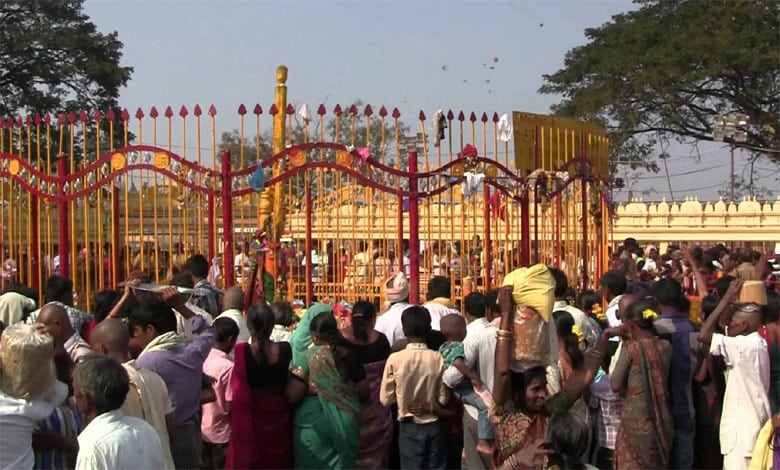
729 304 762 336
90 318 130 357
440 314 467 343
36 303 73 344
223 286 245 311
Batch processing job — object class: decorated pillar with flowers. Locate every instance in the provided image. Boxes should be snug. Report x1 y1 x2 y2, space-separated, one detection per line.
245 66 288 306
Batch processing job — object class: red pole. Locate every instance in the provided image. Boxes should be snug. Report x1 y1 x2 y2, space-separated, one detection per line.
555 195 562 268
528 125 540 267
305 181 313 306
221 150 235 288
483 183 492 290
408 150 420 304
397 196 403 274
595 193 603 285
580 133 589 289
533 189 539 265
30 194 39 291
57 155 70 278
520 193 531 267
581 178 589 289
207 194 215 264
112 186 120 286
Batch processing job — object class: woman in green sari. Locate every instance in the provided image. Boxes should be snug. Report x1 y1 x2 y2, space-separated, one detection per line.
289 304 367 469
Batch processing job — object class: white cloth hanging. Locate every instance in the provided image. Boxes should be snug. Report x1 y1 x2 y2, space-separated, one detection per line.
433 109 447 147
298 104 311 124
498 114 513 142
461 171 484 197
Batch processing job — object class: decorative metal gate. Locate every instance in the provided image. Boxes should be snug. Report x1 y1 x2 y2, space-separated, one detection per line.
0 66 611 310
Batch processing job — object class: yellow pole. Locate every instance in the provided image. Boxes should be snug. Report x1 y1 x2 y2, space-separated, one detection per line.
26 120 32 286
196 111 202 255
123 117 130 279
152 115 160 282
15 123 23 285
239 112 246 284
181 113 188 260
69 121 77 292
210 112 217 266
45 119 52 287
81 119 91 310
0 125 4 291
258 65 288 295
96 118 104 291
109 118 117 287
167 112 174 279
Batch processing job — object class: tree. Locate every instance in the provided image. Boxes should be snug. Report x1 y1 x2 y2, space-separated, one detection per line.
218 129 272 169
0 0 132 115
0 0 133 162
539 0 780 171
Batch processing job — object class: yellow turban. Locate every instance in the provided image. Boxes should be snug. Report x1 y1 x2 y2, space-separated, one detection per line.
502 264 555 322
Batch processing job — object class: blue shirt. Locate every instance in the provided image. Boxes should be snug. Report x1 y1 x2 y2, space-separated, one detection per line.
654 312 700 430
136 316 214 424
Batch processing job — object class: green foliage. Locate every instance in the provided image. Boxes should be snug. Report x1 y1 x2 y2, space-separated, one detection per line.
540 0 780 170
0 0 132 115
218 129 272 169
0 0 133 162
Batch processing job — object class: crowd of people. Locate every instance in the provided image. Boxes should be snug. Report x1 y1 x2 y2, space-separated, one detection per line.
0 242 777 470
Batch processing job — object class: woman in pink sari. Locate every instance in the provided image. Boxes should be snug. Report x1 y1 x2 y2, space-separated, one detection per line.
226 303 293 469
338 301 393 468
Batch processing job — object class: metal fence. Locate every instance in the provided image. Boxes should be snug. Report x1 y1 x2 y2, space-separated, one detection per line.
0 66 611 310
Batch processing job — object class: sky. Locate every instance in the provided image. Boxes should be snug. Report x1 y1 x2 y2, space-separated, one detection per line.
83 0 779 203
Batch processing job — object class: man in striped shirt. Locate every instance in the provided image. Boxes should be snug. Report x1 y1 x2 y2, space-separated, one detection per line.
26 275 92 334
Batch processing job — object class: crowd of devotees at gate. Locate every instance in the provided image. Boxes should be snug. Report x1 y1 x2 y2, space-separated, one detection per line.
0 240 778 470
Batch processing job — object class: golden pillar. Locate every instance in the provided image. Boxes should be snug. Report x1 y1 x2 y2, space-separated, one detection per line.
258 66 288 286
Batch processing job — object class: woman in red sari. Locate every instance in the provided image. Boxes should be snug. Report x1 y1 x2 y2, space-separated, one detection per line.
491 287 614 469
226 303 293 469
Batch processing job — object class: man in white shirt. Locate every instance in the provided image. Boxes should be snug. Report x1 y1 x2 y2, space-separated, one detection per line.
375 272 412 349
606 294 639 376
233 246 252 286
642 245 659 274
443 290 499 469
90 319 176 469
0 324 69 470
73 355 165 470
599 270 627 329
423 276 461 331
699 290 771 470
0 289 37 326
214 286 250 343
550 268 597 351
